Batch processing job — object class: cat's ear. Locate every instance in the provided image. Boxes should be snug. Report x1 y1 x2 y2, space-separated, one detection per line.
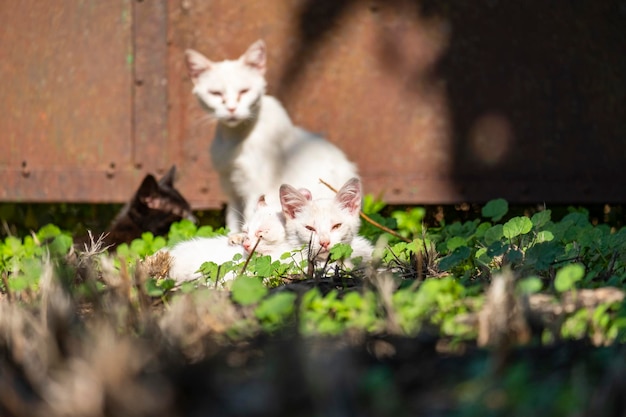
240 40 266 74
297 188 313 201
257 195 267 208
335 177 362 215
136 174 160 199
280 184 309 219
185 49 213 84
159 165 177 188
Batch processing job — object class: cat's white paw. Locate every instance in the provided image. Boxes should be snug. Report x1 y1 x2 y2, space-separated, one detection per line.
228 232 246 246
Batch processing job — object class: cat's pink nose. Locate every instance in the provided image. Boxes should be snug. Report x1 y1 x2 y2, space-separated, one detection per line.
226 106 236 114
319 239 330 249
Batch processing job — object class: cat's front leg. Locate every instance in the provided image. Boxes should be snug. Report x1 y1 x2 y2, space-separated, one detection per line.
228 232 246 246
225 200 244 233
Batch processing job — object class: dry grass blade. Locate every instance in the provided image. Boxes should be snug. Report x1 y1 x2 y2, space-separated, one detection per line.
81 230 112 257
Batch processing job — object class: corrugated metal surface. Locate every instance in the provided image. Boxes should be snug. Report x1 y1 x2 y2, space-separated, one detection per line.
1 1 625 207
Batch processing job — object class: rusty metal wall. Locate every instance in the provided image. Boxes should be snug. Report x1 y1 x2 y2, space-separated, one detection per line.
1 1 133 201
169 0 626 207
1 1 625 208
168 0 456 208
0 0 172 202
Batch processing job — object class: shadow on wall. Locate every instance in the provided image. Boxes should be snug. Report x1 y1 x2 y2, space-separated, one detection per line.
278 0 626 203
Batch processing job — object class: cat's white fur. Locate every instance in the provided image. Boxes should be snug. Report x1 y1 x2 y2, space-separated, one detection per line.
185 40 359 232
166 197 291 283
279 178 373 266
166 236 244 283
230 195 291 256
165 178 373 283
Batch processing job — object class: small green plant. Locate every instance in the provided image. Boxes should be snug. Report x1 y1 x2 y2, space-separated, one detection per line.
2 198 626 347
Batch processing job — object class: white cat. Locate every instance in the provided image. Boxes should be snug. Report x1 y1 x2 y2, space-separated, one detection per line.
165 236 244 283
166 196 292 283
279 177 374 267
185 40 359 232
230 195 291 257
164 178 373 283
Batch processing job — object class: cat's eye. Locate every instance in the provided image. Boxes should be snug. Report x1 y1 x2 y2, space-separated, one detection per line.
209 90 223 97
238 88 249 96
331 223 342 231
305 225 316 232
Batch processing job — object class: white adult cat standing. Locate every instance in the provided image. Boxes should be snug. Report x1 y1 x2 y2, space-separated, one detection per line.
185 40 359 233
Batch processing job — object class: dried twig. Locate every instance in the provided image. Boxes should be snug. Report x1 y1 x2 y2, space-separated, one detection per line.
240 237 261 275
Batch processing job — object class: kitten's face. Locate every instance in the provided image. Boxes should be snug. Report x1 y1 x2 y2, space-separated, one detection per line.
241 197 286 255
185 40 267 127
280 178 362 261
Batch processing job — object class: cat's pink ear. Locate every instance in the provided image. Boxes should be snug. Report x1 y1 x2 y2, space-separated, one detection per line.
297 188 313 201
185 49 212 84
280 184 309 219
335 177 362 215
241 40 266 74
257 195 267 208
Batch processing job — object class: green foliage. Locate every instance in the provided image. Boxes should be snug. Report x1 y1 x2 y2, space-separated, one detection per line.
329 242 354 262
391 207 426 239
231 276 268 306
116 232 167 259
145 277 177 297
481 198 509 221
516 276 543 294
2 198 626 348
0 223 73 293
393 277 474 337
255 292 298 331
554 263 585 292
502 216 533 239
300 288 382 335
167 219 226 246
2 201 626 415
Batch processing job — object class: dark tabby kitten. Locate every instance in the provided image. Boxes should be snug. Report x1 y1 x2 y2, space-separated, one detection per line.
78 166 196 250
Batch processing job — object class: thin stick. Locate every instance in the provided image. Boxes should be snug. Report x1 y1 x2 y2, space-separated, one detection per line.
319 178 412 243
240 237 261 274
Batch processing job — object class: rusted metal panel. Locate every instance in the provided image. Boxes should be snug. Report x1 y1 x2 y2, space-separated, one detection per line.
0 1 133 172
0 0 170 203
1 0 625 206
2 169 152 202
169 0 626 208
133 0 170 175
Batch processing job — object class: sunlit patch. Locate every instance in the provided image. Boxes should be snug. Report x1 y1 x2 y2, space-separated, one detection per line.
469 113 514 166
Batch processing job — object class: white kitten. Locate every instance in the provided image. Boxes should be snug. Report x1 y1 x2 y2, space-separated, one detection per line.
279 178 373 266
166 236 244 283
231 195 292 258
185 40 359 232
165 178 373 283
